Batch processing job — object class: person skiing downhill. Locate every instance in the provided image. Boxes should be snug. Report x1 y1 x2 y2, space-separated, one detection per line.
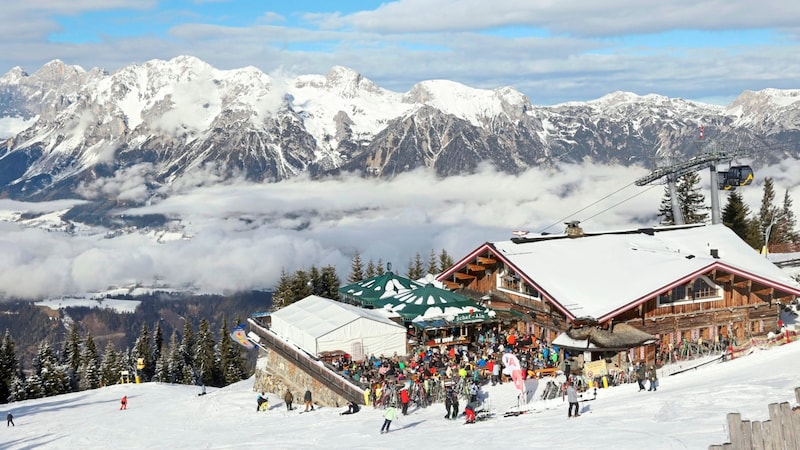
120 396 127 410
380 404 397 433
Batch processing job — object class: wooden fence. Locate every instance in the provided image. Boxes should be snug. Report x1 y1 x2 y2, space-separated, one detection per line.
709 387 800 449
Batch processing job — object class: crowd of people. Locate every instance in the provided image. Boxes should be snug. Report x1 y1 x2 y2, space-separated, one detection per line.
327 325 579 417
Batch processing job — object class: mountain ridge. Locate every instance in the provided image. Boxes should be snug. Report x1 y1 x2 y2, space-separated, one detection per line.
1 55 799 214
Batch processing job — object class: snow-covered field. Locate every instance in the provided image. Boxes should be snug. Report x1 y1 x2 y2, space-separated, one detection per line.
3 340 800 449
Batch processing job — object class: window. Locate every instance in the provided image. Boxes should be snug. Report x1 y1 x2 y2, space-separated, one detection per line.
497 270 541 301
500 272 520 290
658 276 721 306
522 283 540 299
691 276 720 300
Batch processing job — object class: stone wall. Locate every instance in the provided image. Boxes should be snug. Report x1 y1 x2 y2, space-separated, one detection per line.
253 347 351 409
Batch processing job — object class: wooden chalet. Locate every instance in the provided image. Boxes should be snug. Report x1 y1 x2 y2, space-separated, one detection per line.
437 223 800 362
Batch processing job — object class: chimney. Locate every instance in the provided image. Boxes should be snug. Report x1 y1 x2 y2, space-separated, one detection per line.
565 221 584 238
710 249 719 259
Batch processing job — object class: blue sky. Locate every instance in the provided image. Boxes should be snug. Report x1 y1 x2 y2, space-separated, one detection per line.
1 0 798 105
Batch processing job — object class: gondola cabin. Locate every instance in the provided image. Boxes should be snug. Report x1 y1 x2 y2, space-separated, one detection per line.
718 165 754 190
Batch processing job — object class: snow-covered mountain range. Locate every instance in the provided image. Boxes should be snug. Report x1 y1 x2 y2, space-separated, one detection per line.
1 55 799 208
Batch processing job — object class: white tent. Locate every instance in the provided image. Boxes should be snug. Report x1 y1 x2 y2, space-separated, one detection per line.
270 295 407 360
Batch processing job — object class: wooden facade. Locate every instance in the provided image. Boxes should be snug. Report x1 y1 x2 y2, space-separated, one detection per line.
438 238 797 360
441 247 571 344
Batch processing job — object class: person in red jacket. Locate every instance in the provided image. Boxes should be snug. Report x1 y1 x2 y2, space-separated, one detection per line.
120 396 127 410
399 387 410 415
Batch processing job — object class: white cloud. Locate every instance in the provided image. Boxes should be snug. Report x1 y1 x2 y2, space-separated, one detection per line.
1 2 799 105
75 163 154 202
2 161 798 300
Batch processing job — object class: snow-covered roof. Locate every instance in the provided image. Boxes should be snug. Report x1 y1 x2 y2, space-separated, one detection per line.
270 295 408 358
464 224 800 322
271 295 403 339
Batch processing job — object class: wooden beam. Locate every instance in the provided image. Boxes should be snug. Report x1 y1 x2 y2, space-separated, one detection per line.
715 273 733 283
752 286 773 296
453 272 476 281
466 263 486 273
442 280 460 290
476 256 497 265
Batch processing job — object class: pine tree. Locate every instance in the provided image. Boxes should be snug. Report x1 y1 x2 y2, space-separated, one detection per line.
78 332 100 391
153 320 164 363
348 251 364 282
194 319 216 387
679 172 709 224
36 341 69 397
376 259 385 275
218 318 247 386
439 249 454 272
63 324 83 375
24 373 43 399
9 374 26 402
657 184 676 225
365 259 376 278
319 265 341 300
153 352 169 383
0 330 19 403
407 252 425 280
165 330 183 384
308 265 322 296
290 269 312 303
758 177 778 249
658 173 709 225
133 323 154 382
272 269 294 310
782 189 800 247
179 320 196 384
99 341 120 386
722 190 760 248
426 249 439 276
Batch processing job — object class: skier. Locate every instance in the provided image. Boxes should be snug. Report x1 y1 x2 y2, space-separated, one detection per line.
340 400 360 415
468 381 478 403
399 387 410 415
564 381 579 418
449 385 460 419
444 384 454 419
7 412 13 427
304 388 314 412
464 402 476 424
256 392 268 411
120 396 127 410
380 404 398 434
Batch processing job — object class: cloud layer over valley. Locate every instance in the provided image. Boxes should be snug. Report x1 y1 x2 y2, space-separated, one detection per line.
1 161 797 300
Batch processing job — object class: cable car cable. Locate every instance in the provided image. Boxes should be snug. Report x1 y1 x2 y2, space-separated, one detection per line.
538 179 641 233
579 184 660 224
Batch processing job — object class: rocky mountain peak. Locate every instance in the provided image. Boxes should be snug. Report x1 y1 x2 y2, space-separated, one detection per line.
324 66 380 98
0 56 797 213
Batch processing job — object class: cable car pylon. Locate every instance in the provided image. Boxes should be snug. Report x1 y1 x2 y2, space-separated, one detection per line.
635 126 753 225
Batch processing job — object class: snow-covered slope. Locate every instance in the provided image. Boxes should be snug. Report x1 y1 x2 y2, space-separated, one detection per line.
4 340 800 449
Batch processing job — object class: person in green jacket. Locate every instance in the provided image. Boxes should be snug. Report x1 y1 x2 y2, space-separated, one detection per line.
380 405 398 434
